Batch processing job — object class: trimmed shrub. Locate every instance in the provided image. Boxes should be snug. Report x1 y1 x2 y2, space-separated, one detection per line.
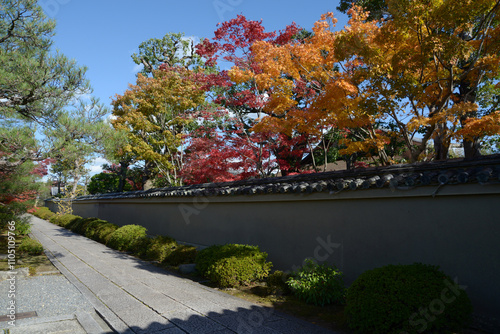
68 217 104 235
90 222 119 244
345 263 473 334
107 225 147 252
18 237 44 255
31 207 41 217
33 207 56 220
50 214 81 228
195 244 272 288
266 270 292 295
83 219 111 240
130 236 152 258
163 244 197 266
286 259 345 306
135 235 177 262
49 214 59 225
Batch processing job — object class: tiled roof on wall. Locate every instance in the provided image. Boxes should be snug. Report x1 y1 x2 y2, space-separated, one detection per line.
76 154 500 200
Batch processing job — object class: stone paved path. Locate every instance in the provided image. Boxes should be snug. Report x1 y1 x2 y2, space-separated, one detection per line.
29 215 337 334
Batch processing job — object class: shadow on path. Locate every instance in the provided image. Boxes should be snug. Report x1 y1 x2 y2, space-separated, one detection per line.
126 304 331 334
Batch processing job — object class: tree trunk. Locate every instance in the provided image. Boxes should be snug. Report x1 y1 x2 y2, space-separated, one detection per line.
459 79 481 159
463 137 481 159
70 159 82 198
117 160 129 192
346 153 357 170
433 128 450 160
142 161 153 190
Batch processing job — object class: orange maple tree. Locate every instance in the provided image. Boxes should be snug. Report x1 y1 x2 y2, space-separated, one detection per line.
235 12 393 165
237 1 500 163
353 0 500 160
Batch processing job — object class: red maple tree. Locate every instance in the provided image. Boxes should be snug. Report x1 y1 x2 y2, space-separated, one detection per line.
192 15 317 177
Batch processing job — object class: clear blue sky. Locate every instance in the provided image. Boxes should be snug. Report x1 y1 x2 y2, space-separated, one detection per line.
45 0 348 107
41 0 348 175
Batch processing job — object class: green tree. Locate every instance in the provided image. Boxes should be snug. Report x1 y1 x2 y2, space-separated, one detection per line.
87 164 134 194
0 0 118 217
87 171 120 194
0 0 89 124
47 97 113 198
131 32 203 76
0 0 102 174
101 127 138 192
337 0 388 21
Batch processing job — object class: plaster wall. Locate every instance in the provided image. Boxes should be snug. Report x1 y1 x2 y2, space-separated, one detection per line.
46 184 500 326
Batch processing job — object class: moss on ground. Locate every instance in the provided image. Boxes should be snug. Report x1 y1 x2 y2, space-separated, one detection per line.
0 233 58 275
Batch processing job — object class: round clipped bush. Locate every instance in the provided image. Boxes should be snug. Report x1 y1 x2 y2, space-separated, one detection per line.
345 263 473 334
287 259 345 306
136 235 177 262
83 219 111 240
49 214 59 225
107 225 147 252
91 222 119 244
130 236 152 258
50 214 81 228
18 237 44 255
196 244 272 288
163 244 197 266
67 217 87 233
34 207 56 220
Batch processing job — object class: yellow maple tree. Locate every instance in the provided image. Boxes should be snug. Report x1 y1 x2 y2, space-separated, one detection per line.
236 1 500 164
112 67 205 186
338 0 500 161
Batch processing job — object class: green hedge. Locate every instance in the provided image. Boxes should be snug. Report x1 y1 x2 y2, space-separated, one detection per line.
67 217 103 235
83 219 118 244
345 263 473 334
91 222 119 244
266 270 292 295
163 244 197 266
196 244 272 288
33 207 56 220
135 235 178 262
50 214 81 228
107 225 148 252
35 208 278 293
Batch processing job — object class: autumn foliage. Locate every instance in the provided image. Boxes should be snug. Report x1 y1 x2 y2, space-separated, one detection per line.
112 66 207 186
112 2 500 186
194 15 328 176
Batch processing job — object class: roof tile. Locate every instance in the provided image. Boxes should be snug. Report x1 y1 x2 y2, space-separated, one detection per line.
74 155 500 200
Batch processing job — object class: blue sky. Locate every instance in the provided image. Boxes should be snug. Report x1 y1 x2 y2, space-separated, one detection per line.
41 0 349 175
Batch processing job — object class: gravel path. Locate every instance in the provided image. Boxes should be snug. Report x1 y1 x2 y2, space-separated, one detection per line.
0 274 98 333
0 275 94 323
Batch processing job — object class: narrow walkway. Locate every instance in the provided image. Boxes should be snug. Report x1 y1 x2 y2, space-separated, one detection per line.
29 216 336 334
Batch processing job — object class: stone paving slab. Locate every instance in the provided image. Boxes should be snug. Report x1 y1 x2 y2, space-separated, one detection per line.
6 317 87 334
29 215 338 334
